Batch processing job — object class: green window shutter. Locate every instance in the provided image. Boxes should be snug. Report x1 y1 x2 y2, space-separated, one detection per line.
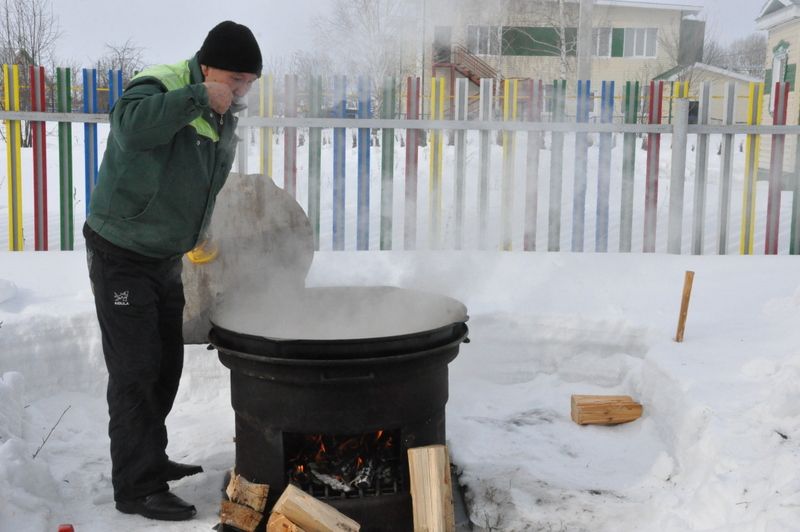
502 26 577 56
764 69 772 94
611 28 624 57
785 63 796 91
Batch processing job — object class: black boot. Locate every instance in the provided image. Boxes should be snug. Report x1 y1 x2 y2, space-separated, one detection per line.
116 490 196 521
165 460 204 481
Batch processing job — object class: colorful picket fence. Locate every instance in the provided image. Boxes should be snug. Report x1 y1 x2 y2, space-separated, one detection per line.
3 67 120 251
2 66 799 255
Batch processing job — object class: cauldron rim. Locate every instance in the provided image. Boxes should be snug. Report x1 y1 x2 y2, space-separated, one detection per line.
209 319 469 361
210 285 468 341
208 285 469 360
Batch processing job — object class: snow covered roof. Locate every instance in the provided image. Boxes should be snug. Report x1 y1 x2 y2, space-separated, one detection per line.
595 0 702 13
757 0 800 30
760 0 800 18
654 62 762 83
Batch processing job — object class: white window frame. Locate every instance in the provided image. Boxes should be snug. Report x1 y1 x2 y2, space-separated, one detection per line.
593 27 612 57
467 25 502 56
623 27 657 58
769 45 789 115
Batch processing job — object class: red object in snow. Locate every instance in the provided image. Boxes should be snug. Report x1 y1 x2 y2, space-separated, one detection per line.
57 526 74 532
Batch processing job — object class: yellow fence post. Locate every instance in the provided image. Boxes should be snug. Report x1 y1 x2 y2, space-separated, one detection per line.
740 82 764 255
4 64 22 251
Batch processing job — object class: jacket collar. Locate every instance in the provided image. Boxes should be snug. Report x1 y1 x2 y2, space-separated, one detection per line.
189 54 204 84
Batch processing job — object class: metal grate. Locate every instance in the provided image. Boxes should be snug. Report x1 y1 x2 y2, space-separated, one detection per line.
284 431 406 500
302 465 406 500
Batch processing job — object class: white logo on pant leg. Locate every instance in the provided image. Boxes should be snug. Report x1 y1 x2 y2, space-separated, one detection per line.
113 291 130 306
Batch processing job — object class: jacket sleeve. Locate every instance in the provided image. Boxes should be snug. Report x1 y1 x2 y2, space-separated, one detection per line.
110 78 210 151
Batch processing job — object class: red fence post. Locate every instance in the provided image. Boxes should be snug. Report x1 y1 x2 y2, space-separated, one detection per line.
765 81 790 254
30 65 48 250
643 80 664 252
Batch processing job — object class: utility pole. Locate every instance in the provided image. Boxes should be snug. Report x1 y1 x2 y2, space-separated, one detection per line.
576 0 594 83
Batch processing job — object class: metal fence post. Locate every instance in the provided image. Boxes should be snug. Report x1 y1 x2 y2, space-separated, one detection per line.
667 99 689 254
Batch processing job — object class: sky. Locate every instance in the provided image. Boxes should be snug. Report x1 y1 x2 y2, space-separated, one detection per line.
667 0 764 45
49 0 765 69
51 0 331 67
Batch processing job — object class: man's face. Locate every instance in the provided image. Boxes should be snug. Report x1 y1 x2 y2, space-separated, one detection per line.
201 65 258 98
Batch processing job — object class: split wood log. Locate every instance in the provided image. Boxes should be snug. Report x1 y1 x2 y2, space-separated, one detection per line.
570 394 643 425
267 512 306 532
407 445 456 532
225 471 270 512
272 484 360 532
219 500 264 532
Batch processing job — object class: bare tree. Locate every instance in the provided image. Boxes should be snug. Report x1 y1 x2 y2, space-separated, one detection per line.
702 37 727 67
722 33 767 79
499 0 579 81
655 26 693 81
0 0 60 67
311 0 417 113
95 38 144 85
0 0 60 144
289 50 333 81
262 54 290 82
91 39 145 111
647 25 727 87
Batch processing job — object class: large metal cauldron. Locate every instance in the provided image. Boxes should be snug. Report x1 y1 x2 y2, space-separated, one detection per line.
209 286 469 531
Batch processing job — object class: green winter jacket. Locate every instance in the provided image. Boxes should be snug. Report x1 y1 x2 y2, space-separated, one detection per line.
86 55 238 259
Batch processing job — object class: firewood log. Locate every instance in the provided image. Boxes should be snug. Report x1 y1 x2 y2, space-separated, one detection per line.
570 394 643 425
267 512 306 532
272 484 360 531
407 445 456 532
220 500 264 532
226 471 269 512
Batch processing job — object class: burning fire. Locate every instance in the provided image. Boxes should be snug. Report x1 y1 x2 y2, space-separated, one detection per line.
285 430 401 496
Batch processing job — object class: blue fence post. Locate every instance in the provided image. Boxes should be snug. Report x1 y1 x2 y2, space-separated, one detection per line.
332 75 347 250
572 79 590 251
108 69 123 110
83 68 98 215
596 80 614 252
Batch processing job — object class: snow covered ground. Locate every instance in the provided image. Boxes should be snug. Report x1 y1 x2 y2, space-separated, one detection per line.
2 125 800 531
2 251 800 532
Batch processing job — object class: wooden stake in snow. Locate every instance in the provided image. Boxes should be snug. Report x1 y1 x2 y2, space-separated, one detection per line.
407 445 456 532
675 270 695 342
571 395 642 425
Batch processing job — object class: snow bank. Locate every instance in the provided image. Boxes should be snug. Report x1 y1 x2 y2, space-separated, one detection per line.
0 373 59 532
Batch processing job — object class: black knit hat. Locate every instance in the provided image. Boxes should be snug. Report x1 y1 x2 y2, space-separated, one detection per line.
198 21 262 76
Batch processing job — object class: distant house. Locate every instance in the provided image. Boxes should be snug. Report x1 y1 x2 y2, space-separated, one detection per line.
654 62 760 124
756 0 799 178
424 0 704 118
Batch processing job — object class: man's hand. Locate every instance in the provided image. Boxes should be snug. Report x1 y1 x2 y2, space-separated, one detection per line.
203 81 233 114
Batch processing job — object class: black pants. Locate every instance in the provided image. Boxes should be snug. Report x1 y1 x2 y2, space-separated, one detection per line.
85 227 185 502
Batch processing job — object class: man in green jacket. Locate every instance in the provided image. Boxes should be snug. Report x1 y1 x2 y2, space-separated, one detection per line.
84 21 261 521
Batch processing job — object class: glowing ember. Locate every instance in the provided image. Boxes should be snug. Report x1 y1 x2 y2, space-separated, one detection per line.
285 430 402 497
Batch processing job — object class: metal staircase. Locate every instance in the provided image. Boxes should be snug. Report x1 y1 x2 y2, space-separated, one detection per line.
446 44 498 85
433 44 501 117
